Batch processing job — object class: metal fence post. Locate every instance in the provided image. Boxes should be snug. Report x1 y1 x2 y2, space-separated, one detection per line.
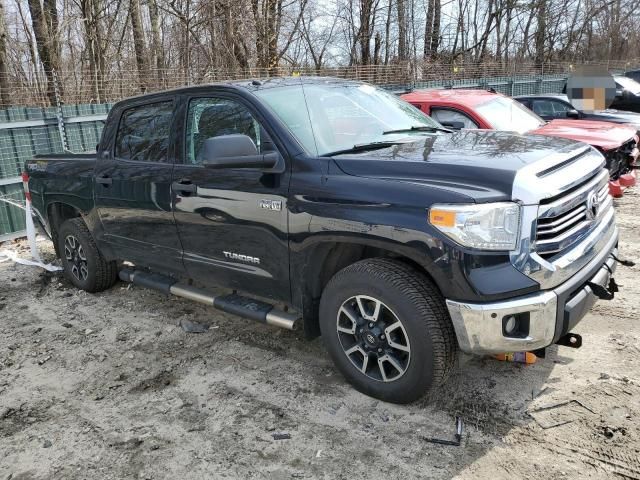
52 70 69 152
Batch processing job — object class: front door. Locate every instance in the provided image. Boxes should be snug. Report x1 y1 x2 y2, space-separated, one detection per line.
94 98 184 273
172 94 291 302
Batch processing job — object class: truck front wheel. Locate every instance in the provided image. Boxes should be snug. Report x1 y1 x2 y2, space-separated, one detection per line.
57 218 117 293
319 258 457 404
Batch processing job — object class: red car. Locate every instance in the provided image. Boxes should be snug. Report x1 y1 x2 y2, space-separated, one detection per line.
401 89 639 197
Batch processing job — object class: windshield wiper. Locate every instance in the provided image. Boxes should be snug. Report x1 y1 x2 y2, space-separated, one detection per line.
383 125 452 135
320 141 405 157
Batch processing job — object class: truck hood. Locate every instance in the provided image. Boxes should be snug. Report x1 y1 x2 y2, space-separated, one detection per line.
331 130 591 203
532 119 636 151
593 110 640 129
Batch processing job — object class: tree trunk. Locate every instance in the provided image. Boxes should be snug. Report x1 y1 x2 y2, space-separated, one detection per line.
478 0 495 60
129 0 148 92
535 0 547 67
27 0 61 105
266 0 279 74
0 0 10 106
148 0 164 85
373 31 381 64
383 0 392 64
358 0 374 65
430 0 441 57
80 0 104 102
397 0 407 60
424 0 435 58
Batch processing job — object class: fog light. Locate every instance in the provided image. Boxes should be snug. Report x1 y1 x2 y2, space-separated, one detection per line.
502 312 530 338
504 315 517 334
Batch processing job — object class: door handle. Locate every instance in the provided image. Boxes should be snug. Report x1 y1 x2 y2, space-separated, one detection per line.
96 175 112 186
172 180 197 195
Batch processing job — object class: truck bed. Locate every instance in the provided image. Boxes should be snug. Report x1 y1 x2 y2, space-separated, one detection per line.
26 153 98 218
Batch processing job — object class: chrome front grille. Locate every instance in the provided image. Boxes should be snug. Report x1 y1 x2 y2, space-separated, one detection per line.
535 171 611 259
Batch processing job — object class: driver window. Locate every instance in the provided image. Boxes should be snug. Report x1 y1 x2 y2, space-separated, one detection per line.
550 100 572 115
430 108 479 129
186 98 262 165
532 99 572 118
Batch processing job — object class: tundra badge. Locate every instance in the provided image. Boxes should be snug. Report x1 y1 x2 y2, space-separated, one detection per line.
260 199 282 211
223 251 261 264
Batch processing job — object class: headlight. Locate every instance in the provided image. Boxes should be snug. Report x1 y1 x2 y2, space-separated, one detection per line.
428 202 521 251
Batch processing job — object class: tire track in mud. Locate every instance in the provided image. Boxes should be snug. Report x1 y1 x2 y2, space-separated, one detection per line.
540 439 640 479
511 377 640 480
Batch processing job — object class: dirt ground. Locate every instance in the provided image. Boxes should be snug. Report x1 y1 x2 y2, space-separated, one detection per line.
1 191 639 480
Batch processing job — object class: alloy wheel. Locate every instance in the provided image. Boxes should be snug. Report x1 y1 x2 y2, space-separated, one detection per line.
336 295 411 382
64 235 88 282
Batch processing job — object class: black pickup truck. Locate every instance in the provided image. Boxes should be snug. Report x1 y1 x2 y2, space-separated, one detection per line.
25 77 621 403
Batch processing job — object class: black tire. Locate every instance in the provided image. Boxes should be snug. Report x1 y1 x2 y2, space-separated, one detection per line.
57 218 117 293
319 258 457 404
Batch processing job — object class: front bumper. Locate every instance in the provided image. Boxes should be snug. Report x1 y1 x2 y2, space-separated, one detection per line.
446 228 618 354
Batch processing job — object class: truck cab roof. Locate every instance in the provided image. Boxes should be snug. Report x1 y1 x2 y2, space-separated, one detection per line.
111 77 364 109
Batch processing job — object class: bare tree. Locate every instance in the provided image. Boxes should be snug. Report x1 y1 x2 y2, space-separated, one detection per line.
0 0 10 106
534 0 547 66
1 0 639 107
80 0 106 102
397 0 408 60
27 0 63 104
129 0 148 91
148 0 165 83
301 4 337 70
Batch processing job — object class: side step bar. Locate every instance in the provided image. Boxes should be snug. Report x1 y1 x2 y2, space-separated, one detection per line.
119 269 298 330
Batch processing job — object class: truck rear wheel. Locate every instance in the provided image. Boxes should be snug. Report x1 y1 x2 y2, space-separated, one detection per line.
319 258 457 404
57 218 117 293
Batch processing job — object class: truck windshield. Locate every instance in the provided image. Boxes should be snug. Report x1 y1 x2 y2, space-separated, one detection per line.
475 96 545 134
254 83 442 156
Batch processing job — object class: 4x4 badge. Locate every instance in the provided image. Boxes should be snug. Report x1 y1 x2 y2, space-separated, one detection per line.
260 199 282 211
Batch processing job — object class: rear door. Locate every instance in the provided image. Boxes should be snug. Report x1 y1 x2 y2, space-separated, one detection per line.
171 92 291 302
94 97 184 272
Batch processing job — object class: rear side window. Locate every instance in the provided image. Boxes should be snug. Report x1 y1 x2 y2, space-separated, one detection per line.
115 101 174 162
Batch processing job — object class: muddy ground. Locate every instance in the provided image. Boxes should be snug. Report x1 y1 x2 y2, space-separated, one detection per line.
1 191 639 480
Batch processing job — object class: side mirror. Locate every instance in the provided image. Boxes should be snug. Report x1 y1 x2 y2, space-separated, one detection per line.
439 120 465 130
615 89 624 99
201 134 278 169
566 109 580 119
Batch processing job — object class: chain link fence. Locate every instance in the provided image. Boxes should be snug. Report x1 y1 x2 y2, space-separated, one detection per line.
3 60 637 107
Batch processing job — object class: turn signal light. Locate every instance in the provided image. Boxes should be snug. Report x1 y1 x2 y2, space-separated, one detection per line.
429 209 456 227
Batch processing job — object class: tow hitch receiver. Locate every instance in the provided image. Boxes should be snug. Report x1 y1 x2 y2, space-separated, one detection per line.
557 333 582 349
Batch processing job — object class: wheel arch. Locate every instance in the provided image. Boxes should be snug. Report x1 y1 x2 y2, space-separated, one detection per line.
47 202 84 255
294 236 445 339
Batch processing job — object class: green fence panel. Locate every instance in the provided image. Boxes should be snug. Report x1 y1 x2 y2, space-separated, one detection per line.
66 121 103 153
0 183 26 239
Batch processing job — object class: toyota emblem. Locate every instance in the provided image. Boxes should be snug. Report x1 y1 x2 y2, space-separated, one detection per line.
586 191 599 220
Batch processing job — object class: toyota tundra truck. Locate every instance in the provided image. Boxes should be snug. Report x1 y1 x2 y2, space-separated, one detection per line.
24 77 622 404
